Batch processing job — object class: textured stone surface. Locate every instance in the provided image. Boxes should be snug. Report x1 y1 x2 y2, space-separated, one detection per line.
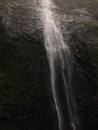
0 0 97 130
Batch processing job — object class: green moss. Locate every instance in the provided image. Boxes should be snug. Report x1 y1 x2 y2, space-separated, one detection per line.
87 21 98 28
56 0 98 15
86 21 98 36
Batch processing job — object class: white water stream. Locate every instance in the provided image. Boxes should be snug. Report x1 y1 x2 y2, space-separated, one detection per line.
39 0 80 130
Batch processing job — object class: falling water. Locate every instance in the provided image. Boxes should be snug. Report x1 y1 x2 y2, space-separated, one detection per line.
39 0 80 130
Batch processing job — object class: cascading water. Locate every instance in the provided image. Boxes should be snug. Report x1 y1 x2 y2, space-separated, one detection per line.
39 0 80 130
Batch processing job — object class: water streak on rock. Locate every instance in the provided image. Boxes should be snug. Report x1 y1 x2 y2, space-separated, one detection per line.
39 0 80 130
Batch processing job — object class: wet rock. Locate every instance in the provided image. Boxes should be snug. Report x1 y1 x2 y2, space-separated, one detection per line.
0 13 56 130
69 25 98 130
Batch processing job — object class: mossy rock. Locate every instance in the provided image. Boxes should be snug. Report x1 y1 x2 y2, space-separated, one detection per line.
87 21 98 31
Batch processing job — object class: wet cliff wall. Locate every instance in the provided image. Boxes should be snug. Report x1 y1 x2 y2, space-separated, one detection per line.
0 0 97 130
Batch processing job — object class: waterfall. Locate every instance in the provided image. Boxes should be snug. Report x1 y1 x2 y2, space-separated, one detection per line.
39 0 80 130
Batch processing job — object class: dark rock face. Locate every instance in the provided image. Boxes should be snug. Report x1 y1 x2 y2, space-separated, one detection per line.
0 2 57 129
0 1 97 130
69 26 98 130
